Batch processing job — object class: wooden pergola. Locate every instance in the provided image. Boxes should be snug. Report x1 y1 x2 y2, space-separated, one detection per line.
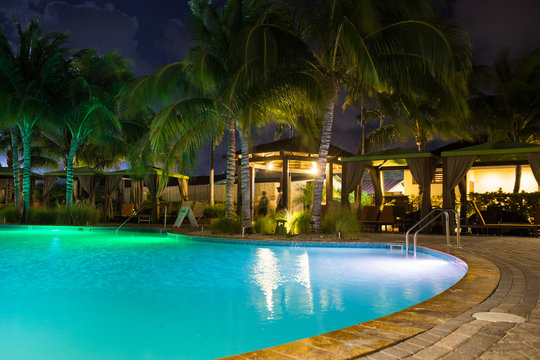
108 167 189 222
342 148 440 220
236 136 353 212
43 166 189 223
0 167 42 206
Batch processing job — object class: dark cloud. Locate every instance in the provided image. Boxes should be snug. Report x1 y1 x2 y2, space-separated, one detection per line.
42 1 151 73
454 0 540 65
156 18 190 63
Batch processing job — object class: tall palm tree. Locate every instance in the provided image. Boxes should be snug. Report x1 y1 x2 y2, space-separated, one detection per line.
0 21 68 221
469 49 540 192
292 0 471 232
56 49 132 206
137 0 317 231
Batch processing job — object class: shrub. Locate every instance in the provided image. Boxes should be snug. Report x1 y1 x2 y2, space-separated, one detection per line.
254 215 276 235
0 207 20 223
322 209 360 235
290 211 311 234
56 204 100 225
469 191 540 222
29 208 57 225
204 202 226 218
210 216 242 234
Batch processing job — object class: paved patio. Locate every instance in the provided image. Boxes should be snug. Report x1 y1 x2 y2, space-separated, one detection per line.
359 233 540 360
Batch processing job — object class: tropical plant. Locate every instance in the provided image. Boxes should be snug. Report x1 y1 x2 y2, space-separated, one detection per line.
254 215 276 235
468 49 540 192
56 49 132 206
291 0 472 232
210 216 243 234
289 211 311 234
0 21 68 222
321 209 359 235
137 0 319 233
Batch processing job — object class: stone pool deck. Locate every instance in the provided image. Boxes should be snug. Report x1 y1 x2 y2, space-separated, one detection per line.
173 230 539 360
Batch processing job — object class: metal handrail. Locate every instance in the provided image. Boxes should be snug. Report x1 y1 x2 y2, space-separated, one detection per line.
116 204 152 232
405 208 461 256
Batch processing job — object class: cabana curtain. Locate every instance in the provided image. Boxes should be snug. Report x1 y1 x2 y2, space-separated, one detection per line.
443 155 477 207
43 176 58 197
178 178 188 200
144 174 167 200
341 161 367 205
78 175 96 205
106 175 122 217
406 158 437 189
145 174 168 222
528 152 540 186
130 180 144 210
407 157 438 217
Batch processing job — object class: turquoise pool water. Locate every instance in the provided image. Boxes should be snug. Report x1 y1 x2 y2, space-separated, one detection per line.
0 227 467 359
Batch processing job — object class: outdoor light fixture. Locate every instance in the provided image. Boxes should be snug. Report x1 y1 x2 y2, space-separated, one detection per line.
268 161 274 170
309 161 318 175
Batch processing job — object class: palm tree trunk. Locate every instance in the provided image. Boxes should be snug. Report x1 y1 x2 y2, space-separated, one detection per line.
359 94 365 155
210 138 215 206
513 164 521 193
311 83 339 233
415 134 426 152
65 139 80 207
225 117 236 218
20 126 33 223
10 127 20 209
239 129 251 231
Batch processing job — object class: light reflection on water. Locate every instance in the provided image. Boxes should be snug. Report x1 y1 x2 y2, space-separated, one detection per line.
0 229 467 360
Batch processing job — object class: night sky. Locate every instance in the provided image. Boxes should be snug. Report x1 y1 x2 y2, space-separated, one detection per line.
1 0 539 175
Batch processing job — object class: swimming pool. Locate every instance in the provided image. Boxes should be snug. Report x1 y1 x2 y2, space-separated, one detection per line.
0 227 467 359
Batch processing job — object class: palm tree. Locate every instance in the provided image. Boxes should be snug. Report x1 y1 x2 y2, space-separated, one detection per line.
56 49 132 206
137 0 317 231
0 21 68 221
469 49 540 192
291 0 471 232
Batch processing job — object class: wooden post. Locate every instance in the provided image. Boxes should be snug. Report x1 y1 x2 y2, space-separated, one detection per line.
282 155 289 210
326 161 334 206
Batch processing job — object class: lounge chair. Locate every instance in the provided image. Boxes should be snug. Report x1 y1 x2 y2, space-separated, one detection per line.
375 206 396 232
467 201 539 237
192 200 207 221
359 205 380 231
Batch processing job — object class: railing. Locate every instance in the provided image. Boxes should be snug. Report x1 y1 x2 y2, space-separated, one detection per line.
116 204 152 233
405 208 461 257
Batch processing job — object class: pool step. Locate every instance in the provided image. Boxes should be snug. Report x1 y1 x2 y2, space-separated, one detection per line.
390 244 404 251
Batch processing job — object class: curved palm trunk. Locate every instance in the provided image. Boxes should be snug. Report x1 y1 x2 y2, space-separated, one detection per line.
513 164 521 193
10 128 20 209
311 84 339 233
239 129 251 231
225 117 236 218
20 126 33 223
65 139 80 207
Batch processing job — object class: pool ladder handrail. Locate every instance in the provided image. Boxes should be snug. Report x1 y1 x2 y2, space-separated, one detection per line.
116 204 152 233
405 208 461 256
